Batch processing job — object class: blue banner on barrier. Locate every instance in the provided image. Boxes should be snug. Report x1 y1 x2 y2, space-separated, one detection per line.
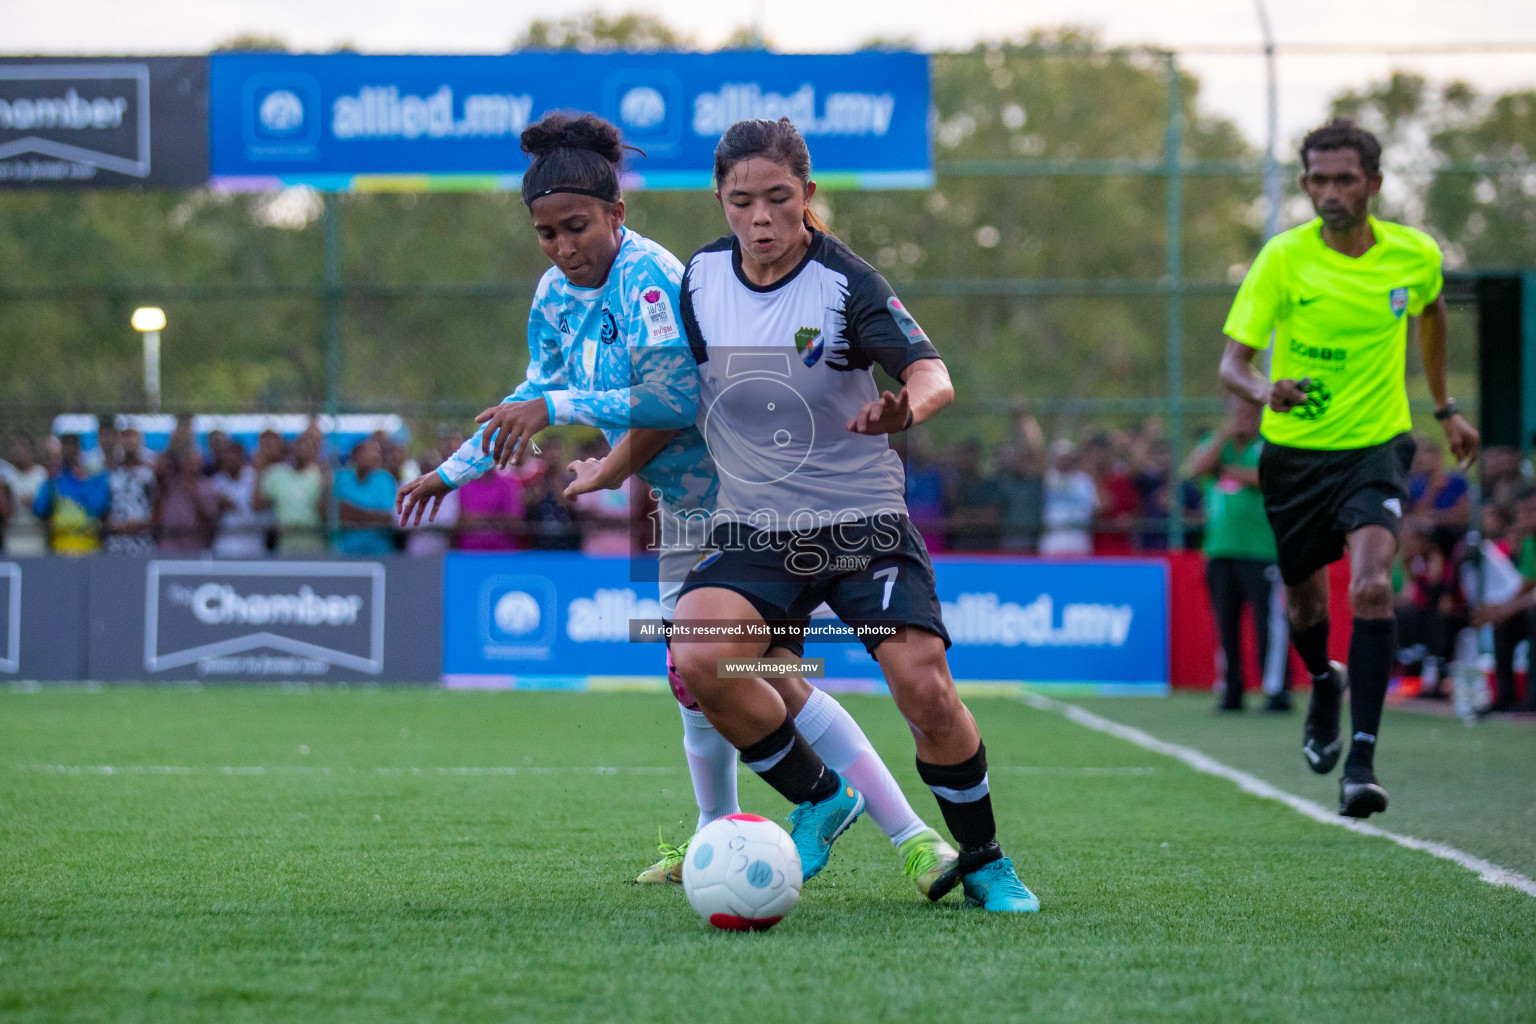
210 52 930 191
441 553 1167 694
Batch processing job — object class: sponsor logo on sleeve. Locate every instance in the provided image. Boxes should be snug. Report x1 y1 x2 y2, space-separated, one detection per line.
641 286 679 342
886 296 929 344
1389 286 1409 320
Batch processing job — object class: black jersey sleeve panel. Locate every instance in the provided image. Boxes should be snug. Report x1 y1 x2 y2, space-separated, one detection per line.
680 263 707 365
682 236 737 366
835 251 942 379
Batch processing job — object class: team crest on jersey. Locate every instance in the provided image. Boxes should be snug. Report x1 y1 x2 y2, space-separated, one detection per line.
1389 287 1409 320
886 297 929 345
600 307 619 344
795 326 825 367
557 314 571 334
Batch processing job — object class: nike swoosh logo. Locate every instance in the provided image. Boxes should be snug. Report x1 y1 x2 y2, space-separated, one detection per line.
1298 295 1322 306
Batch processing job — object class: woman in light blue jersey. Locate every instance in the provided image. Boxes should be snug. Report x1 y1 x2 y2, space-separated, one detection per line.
395 112 942 892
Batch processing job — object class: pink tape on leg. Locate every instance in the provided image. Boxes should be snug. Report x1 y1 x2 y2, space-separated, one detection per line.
667 647 699 710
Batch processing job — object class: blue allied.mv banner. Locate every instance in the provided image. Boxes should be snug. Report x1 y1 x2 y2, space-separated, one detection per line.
441 553 1168 695
209 52 930 191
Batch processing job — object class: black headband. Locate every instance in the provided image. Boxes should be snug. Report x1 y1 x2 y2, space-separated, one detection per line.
523 185 619 206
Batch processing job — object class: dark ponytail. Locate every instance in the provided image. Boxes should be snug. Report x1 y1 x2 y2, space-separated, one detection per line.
520 112 629 207
713 117 831 234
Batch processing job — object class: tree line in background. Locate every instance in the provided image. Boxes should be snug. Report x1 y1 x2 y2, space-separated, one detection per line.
0 13 1531 446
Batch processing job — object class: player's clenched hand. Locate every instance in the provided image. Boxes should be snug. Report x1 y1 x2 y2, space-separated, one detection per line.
1266 379 1309 414
563 457 611 501
848 388 911 435
475 398 551 469
396 471 451 527
1442 414 1481 470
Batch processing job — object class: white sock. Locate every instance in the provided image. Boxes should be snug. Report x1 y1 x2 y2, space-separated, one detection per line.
795 688 929 846
680 704 739 832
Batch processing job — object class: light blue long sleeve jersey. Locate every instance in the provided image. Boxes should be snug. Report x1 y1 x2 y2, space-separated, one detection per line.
437 228 717 514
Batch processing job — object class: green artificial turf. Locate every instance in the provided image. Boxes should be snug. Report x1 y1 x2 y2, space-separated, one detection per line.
2 689 1533 1023
1077 692 1536 879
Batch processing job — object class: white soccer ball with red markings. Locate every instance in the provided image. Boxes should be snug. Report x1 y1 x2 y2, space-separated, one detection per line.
683 813 803 931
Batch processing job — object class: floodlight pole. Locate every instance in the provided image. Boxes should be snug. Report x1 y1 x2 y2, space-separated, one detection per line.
143 329 161 413
1164 53 1186 552
1255 0 1282 242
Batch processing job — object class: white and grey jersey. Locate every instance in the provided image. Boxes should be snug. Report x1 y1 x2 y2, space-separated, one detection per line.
680 230 941 526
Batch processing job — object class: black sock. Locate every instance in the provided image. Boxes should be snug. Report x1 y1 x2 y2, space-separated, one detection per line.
1345 618 1395 773
1292 618 1332 679
916 741 1002 868
738 713 838 806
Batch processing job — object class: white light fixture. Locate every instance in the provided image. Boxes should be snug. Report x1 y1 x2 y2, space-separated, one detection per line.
131 306 166 332
130 307 166 411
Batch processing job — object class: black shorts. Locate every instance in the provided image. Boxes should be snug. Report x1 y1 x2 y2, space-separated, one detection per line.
1258 432 1414 586
677 514 950 654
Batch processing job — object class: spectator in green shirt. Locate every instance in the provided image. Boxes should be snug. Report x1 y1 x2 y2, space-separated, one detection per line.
1185 396 1287 712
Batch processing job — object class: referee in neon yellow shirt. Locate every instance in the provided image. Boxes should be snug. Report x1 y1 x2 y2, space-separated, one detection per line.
1219 119 1480 819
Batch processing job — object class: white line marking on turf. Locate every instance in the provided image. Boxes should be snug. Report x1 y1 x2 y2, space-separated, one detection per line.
13 763 1155 778
1019 691 1536 899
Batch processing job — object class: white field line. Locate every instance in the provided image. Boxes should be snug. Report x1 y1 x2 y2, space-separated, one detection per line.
1018 691 1536 900
13 763 1154 778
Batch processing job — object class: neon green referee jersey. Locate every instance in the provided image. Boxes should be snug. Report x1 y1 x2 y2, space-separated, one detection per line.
1223 216 1443 451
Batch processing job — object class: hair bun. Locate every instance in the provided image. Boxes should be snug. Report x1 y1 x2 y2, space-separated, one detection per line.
520 112 625 165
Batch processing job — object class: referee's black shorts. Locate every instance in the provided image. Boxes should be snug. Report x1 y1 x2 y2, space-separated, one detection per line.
1258 432 1415 586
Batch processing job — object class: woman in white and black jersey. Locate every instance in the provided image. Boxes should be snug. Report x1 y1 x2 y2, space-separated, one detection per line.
669 117 1039 911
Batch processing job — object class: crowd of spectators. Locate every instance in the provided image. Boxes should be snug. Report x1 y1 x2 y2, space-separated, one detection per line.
2 408 1532 706
0 417 634 559
902 410 1201 555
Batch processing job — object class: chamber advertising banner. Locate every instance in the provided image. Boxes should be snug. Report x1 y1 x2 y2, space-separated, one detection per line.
0 57 208 188
86 557 442 682
209 51 930 191
442 553 1168 694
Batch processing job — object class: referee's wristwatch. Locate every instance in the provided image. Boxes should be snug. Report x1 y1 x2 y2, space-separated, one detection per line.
1433 399 1460 421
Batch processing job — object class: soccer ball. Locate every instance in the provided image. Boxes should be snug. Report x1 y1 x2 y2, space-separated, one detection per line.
683 813 803 931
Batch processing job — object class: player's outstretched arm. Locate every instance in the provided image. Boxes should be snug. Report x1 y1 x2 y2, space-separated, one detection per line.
564 428 678 501
1417 295 1480 468
396 471 452 527
1219 338 1308 413
847 358 954 435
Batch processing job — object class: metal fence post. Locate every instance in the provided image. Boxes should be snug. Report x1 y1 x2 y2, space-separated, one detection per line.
323 193 342 547
1164 53 1186 551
